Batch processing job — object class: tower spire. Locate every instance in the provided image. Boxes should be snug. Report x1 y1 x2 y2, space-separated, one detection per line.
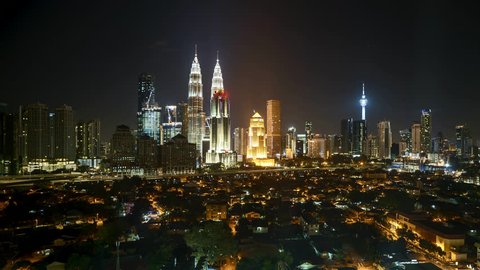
211 51 224 97
195 44 198 57
359 82 368 121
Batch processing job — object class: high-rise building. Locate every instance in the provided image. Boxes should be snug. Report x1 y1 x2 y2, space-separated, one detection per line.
431 132 445 155
176 102 188 136
54 105 75 161
76 119 101 168
0 104 17 174
187 46 206 161
399 128 412 156
455 125 472 158
234 127 248 156
340 118 353 154
137 73 162 144
377 121 392 159
305 121 312 154
297 133 307 156
285 127 296 159
411 123 421 154
206 54 236 167
246 112 274 166
110 125 136 172
138 105 162 143
359 83 368 121
160 134 196 174
307 134 326 159
420 109 432 153
325 134 341 158
366 134 379 158
266 100 281 158
352 120 366 156
137 134 158 171
137 73 154 113
22 103 49 162
247 112 267 159
161 105 182 144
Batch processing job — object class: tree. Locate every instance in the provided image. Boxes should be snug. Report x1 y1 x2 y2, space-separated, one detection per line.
237 250 293 270
184 221 237 267
96 218 129 244
145 243 175 270
66 253 91 270
419 239 446 257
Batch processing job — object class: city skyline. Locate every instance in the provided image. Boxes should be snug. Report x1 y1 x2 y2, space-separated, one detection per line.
2 1 480 141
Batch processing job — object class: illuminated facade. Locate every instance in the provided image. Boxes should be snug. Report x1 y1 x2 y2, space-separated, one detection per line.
359 83 368 121
377 121 392 159
233 127 248 156
138 105 162 143
307 134 326 158
285 127 297 159
205 54 237 167
266 100 281 158
76 119 101 168
420 109 432 153
399 128 412 156
247 112 274 166
352 120 366 156
187 46 205 160
455 125 472 158
137 73 162 145
366 134 379 158
161 105 182 144
411 123 421 154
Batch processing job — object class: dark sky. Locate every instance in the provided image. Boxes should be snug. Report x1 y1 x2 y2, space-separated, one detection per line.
1 0 480 142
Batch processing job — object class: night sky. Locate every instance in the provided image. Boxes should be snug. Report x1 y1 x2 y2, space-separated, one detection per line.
1 1 480 141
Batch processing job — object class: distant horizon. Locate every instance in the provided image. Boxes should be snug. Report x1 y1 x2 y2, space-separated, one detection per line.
2 1 479 143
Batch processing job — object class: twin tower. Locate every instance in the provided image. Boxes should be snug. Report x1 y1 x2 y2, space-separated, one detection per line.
186 46 237 167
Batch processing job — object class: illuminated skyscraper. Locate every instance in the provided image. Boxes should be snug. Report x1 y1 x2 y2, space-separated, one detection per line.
307 134 326 158
411 123 421 154
76 119 101 168
266 100 281 158
455 125 472 158
366 134 379 158
138 105 162 143
22 103 49 162
340 118 353 153
247 112 274 166
187 46 205 160
399 128 412 156
54 105 75 161
352 120 366 156
247 112 267 159
137 73 162 144
206 53 236 167
304 121 312 154
285 127 296 159
420 109 432 153
377 121 392 159
137 73 154 113
359 83 368 121
161 105 182 144
234 127 248 156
